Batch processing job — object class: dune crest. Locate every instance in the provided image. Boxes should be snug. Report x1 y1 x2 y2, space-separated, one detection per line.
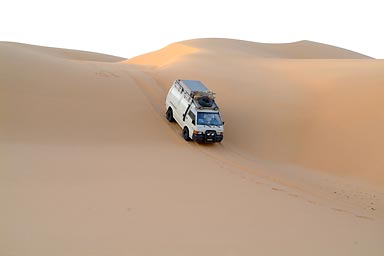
126 43 198 67
180 38 373 59
0 41 125 62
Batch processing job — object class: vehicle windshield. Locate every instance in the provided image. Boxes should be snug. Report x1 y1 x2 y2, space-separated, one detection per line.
197 112 223 126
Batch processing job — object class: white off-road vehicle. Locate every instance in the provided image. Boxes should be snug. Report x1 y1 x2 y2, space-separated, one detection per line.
165 79 224 143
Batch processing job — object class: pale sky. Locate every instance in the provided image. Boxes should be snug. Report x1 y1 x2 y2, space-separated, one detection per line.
1 0 383 58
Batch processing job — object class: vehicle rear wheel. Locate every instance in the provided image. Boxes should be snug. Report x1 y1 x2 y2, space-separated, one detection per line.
166 108 175 122
182 127 191 141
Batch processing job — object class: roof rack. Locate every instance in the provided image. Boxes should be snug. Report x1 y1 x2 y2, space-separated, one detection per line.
176 79 216 99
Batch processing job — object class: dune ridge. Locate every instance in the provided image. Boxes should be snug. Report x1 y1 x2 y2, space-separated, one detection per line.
0 41 125 62
127 43 198 67
1 39 383 256
127 39 372 68
181 38 373 59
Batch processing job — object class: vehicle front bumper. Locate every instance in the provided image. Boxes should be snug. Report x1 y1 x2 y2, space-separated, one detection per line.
192 133 223 143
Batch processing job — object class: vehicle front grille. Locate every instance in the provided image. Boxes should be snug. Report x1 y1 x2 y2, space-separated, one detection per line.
205 130 216 137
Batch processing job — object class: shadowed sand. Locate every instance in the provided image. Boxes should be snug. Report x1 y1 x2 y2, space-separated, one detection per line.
1 39 383 256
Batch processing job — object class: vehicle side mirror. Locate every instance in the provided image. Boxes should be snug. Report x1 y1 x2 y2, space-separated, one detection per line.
222 121 225 125
192 120 195 125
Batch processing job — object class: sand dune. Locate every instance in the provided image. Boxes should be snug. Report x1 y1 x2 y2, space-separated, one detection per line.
128 39 384 185
0 41 125 62
1 39 383 256
181 38 373 59
128 39 372 67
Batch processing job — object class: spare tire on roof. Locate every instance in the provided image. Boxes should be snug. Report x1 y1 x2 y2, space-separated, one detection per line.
198 97 214 107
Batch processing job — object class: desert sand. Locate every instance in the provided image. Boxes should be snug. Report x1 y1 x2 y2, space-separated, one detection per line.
1 39 383 255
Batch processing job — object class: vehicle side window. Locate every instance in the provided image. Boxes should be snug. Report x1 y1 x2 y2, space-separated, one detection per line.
188 111 195 121
171 87 177 95
174 83 180 92
175 83 183 93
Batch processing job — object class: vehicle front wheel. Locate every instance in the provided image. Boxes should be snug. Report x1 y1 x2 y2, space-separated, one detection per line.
182 127 191 141
166 108 175 122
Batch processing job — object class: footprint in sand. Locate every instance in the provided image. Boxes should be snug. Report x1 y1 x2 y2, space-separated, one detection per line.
271 187 285 192
96 70 120 78
355 215 373 221
331 208 348 213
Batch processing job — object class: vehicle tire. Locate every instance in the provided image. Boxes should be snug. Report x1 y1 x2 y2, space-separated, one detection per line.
182 127 191 141
166 108 175 122
198 97 213 107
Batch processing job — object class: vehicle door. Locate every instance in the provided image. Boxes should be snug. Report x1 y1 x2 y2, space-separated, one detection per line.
185 109 196 134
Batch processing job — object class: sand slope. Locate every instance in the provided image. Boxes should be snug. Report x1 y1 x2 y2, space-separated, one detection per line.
128 39 384 185
1 39 384 256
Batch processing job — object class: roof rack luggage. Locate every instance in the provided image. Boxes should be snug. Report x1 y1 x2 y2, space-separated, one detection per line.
176 79 216 99
175 79 219 110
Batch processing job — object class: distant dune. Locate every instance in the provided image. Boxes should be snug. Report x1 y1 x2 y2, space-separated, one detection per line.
1 39 383 256
181 38 373 59
0 41 125 62
128 39 372 67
